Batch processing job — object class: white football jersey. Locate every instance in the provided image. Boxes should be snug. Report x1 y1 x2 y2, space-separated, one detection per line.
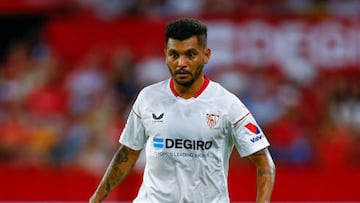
119 76 270 203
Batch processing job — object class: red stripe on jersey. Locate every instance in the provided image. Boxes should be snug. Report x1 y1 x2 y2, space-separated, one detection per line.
132 109 142 119
233 112 250 126
170 76 210 98
194 76 209 98
170 78 179 97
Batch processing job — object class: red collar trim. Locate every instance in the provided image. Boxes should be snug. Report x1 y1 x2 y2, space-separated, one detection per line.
170 76 210 98
169 79 179 97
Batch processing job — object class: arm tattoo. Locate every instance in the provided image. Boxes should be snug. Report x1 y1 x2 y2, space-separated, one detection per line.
249 149 276 176
105 147 130 193
115 147 129 163
247 148 275 202
92 146 139 202
258 169 275 176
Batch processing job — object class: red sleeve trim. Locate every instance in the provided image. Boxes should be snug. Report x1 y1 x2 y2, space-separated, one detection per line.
132 109 142 119
232 112 250 126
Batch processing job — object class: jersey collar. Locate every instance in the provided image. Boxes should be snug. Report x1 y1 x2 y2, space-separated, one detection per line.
170 76 210 98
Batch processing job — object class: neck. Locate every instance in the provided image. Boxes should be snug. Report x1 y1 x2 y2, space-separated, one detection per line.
172 75 207 99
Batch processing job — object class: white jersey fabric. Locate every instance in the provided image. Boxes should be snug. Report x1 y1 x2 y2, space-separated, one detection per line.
119 76 270 203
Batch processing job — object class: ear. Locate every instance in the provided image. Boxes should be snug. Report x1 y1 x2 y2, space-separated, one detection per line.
164 48 168 63
204 48 211 64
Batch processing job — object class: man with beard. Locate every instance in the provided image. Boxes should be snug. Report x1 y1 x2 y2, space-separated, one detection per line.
90 18 275 203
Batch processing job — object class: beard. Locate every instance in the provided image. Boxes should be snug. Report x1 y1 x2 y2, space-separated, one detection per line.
169 63 204 87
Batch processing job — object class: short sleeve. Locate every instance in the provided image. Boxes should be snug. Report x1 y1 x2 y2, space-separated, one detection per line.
228 100 270 157
119 93 147 150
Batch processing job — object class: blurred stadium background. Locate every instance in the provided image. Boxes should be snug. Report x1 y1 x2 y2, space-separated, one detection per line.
0 0 360 202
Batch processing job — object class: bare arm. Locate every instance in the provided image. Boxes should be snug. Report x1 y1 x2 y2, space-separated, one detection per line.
89 145 141 203
247 147 276 203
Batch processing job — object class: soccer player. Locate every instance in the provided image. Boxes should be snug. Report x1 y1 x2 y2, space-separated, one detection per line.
89 18 275 203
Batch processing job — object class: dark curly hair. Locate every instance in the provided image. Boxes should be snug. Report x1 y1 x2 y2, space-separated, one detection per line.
165 18 207 48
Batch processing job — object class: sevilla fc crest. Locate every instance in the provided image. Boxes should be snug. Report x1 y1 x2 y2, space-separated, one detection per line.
206 113 219 128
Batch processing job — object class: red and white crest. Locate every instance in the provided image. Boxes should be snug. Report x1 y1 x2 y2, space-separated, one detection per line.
206 113 220 128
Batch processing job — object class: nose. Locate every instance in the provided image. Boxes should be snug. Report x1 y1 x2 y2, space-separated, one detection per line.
177 55 187 67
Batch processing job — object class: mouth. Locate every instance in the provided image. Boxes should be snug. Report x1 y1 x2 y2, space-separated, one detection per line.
176 72 190 76
175 70 191 77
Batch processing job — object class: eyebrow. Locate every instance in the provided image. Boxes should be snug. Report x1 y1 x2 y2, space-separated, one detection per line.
167 48 199 53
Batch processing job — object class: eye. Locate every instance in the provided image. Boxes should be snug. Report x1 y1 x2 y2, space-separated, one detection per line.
187 51 197 58
169 51 179 59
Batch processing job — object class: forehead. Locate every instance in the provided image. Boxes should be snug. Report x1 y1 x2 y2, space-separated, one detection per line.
166 36 202 51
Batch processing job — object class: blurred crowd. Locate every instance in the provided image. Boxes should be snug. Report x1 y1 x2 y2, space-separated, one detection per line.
72 0 360 20
1 0 360 175
0 41 138 173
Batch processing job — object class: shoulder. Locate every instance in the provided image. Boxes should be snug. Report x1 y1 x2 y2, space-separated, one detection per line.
207 80 240 102
206 80 249 113
138 79 169 96
134 79 171 106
